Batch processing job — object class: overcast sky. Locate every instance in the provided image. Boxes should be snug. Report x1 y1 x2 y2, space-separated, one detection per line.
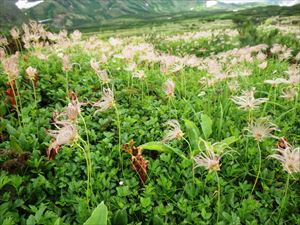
217 0 300 6
218 0 264 2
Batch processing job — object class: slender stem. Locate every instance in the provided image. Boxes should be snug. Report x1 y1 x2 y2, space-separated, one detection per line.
76 142 90 207
65 71 69 101
182 136 192 157
15 80 23 113
114 105 123 170
262 86 272 116
5 45 11 55
9 82 21 126
14 39 20 52
144 79 149 94
127 73 130 88
216 172 221 224
31 80 37 107
79 113 90 146
292 93 298 124
141 81 144 103
278 174 290 220
217 103 223 139
251 141 261 195
31 80 39 138
79 114 93 198
247 110 253 124
170 98 178 119
17 39 22 53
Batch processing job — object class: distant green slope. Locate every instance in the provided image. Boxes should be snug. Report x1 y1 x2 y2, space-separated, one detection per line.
0 0 299 32
0 0 28 30
25 0 205 29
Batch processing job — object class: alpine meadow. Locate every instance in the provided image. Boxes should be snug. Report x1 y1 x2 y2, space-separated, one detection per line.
0 0 300 225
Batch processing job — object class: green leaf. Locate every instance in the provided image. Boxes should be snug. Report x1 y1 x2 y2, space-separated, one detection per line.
140 142 187 160
221 136 238 146
152 215 164 225
54 218 61 225
0 176 10 190
35 204 47 223
84 202 108 225
139 142 173 153
26 215 36 225
112 209 128 225
214 136 238 154
19 133 29 151
184 119 200 150
140 197 151 208
6 124 17 136
10 136 22 153
200 114 212 139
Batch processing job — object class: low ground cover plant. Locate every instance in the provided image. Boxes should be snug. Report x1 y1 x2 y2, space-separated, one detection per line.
0 20 299 224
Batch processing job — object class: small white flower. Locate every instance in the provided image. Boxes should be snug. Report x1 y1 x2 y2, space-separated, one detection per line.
245 117 279 142
264 78 289 86
280 88 298 101
133 70 146 79
26 66 38 80
231 89 268 110
163 79 175 97
162 119 184 143
193 141 221 172
258 61 268 70
93 88 115 113
268 143 300 174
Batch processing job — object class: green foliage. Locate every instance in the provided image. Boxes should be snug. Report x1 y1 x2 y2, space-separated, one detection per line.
184 119 200 150
140 142 187 159
112 209 128 225
200 114 213 140
1 12 300 225
84 202 108 225
238 20 259 46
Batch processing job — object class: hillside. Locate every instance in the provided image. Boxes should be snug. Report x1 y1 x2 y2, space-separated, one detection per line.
0 0 28 29
25 0 205 29
0 0 299 31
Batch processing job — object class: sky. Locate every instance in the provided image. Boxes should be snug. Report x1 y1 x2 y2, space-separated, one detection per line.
208 0 300 6
218 0 265 3
15 0 300 10
219 0 300 5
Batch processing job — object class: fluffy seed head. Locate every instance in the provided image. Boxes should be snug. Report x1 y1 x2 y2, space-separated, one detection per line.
162 119 184 143
245 117 279 142
163 79 175 97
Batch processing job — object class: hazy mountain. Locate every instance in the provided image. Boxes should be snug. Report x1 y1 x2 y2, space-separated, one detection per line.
24 0 205 29
0 0 28 29
0 0 299 30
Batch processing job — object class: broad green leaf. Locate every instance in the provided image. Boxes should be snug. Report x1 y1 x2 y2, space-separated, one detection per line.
139 142 173 153
140 142 187 160
6 124 17 136
112 209 128 225
221 136 238 146
35 204 47 223
54 218 61 225
0 176 10 190
152 215 164 225
19 133 29 151
214 136 238 154
184 119 200 150
84 202 108 225
200 114 212 139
